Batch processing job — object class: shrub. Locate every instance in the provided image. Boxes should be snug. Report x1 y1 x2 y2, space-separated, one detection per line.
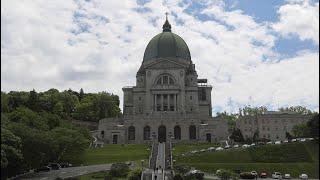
173 174 184 180
110 163 130 177
216 169 239 180
127 168 142 180
240 172 255 179
174 165 191 174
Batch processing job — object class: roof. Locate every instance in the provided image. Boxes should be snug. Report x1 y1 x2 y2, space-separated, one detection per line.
142 17 191 62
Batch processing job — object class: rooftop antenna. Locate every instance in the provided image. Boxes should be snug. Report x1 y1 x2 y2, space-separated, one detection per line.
165 12 169 20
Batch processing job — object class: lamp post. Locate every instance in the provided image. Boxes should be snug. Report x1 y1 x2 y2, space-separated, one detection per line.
141 159 144 170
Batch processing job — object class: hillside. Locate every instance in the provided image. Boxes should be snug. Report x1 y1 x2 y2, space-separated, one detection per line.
173 141 319 178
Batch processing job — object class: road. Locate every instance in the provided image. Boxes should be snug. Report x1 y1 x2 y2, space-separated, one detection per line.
17 164 111 180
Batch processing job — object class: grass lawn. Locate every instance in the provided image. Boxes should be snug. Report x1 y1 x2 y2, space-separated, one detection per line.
77 144 150 166
173 141 319 178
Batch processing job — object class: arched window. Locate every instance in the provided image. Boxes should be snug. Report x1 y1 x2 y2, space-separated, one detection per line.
144 126 151 140
128 126 135 140
156 75 175 85
174 126 181 140
189 125 196 140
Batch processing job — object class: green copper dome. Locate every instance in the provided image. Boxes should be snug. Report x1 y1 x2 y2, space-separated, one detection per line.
143 17 191 62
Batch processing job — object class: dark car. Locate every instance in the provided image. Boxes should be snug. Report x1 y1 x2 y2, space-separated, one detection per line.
60 162 72 168
34 166 51 172
260 172 267 178
48 163 61 170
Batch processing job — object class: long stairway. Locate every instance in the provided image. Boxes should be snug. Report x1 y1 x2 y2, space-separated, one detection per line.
141 142 174 180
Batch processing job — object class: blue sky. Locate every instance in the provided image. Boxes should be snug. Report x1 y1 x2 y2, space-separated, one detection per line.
1 0 319 115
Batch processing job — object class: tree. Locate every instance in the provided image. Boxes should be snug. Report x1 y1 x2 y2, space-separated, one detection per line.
1 128 23 178
1 92 9 113
230 128 244 142
307 114 319 138
279 106 314 115
79 88 84 101
292 123 310 138
27 89 39 111
285 131 293 140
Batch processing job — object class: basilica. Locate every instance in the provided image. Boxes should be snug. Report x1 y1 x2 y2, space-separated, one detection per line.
98 16 228 144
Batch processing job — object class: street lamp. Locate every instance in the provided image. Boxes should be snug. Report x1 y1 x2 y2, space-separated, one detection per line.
141 159 144 170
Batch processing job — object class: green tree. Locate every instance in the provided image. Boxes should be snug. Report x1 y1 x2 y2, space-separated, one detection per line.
230 128 244 142
307 114 319 138
1 128 23 178
79 88 84 101
27 89 39 111
1 92 9 113
279 106 314 115
292 123 310 138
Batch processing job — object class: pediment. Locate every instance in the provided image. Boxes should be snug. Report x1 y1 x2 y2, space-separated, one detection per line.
144 59 188 69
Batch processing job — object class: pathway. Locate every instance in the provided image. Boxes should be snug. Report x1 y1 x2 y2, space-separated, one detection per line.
15 164 111 180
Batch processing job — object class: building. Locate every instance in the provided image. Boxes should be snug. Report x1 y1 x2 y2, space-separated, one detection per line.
98 16 228 144
235 111 312 141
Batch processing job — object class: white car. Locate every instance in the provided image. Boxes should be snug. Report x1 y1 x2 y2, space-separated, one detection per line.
299 173 308 179
200 149 206 152
275 141 281 144
233 144 239 148
216 147 224 151
267 141 273 145
242 144 250 148
250 143 255 146
224 145 230 149
251 171 258 177
283 140 289 143
272 172 282 179
284 173 291 179
291 139 297 142
307 137 314 141
191 150 198 154
300 138 306 142
207 147 215 151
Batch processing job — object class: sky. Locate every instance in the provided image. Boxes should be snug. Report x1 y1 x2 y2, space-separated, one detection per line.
1 0 319 115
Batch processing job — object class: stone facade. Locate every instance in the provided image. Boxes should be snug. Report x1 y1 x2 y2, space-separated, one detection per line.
235 111 312 141
98 18 228 144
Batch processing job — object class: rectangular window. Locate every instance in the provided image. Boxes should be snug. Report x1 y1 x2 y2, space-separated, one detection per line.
163 76 168 84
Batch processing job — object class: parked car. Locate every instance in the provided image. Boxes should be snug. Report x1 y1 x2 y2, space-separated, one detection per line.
59 162 72 168
233 144 239 148
258 142 266 146
251 171 258 177
260 172 268 178
299 173 308 179
284 173 291 179
242 144 250 148
291 139 297 142
283 140 289 143
216 147 224 151
250 143 255 147
200 149 206 152
240 172 256 179
34 166 51 172
272 172 282 179
275 141 281 145
184 170 204 179
207 147 215 151
191 150 198 154
48 163 61 170
307 137 314 141
224 145 231 149
266 141 273 145
300 138 306 142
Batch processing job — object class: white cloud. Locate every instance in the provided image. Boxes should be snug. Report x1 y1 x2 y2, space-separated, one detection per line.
272 0 319 44
1 0 319 114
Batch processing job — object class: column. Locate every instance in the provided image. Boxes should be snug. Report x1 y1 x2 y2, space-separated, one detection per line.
175 94 177 111
154 94 156 111
161 94 163 111
167 94 170 111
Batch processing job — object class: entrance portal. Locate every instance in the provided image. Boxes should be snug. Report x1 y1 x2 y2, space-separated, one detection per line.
206 133 211 143
112 135 118 144
158 125 166 142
